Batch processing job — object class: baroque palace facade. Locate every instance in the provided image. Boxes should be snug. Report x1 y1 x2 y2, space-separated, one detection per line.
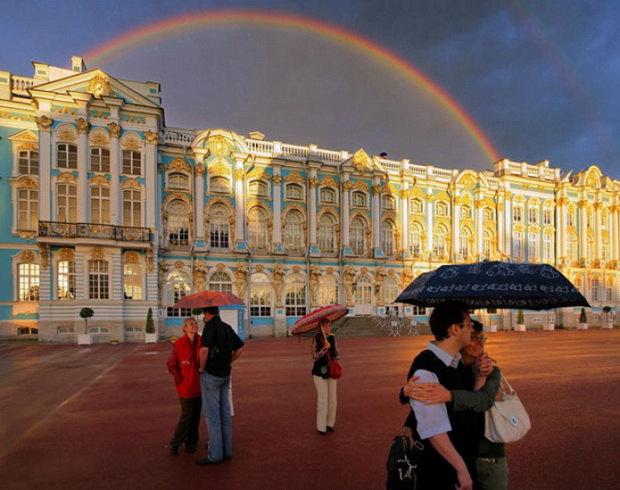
1 56 619 342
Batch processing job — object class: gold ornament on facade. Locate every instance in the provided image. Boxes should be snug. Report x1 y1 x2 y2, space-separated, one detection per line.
271 174 282 185
233 169 245 181
284 171 305 185
87 75 111 98
56 125 77 142
255 264 265 273
18 250 36 264
173 260 185 270
91 247 105 260
121 178 141 189
76 118 90 135
353 149 372 174
58 248 75 261
321 175 338 188
208 160 231 176
352 179 369 191
122 137 141 150
194 265 206 293
146 249 154 272
144 131 159 145
207 135 233 157
90 131 109 146
10 176 38 190
248 167 269 181
272 263 285 307
215 263 226 272
342 181 354 191
89 175 109 185
35 115 53 132
123 251 140 263
108 122 121 138
36 244 49 269
193 163 205 176
371 185 382 195
167 157 191 173
309 177 320 188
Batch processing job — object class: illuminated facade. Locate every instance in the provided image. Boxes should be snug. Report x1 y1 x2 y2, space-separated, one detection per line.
0 57 618 342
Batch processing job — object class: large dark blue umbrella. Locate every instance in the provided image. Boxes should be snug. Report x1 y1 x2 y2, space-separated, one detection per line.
395 261 590 310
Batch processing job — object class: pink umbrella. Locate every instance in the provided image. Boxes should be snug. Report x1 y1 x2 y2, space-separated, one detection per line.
172 291 243 309
291 304 348 335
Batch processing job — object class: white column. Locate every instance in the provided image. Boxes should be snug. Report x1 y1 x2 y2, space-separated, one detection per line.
341 176 351 249
272 169 282 251
612 205 619 262
195 164 205 242
497 196 505 259
426 192 434 255
76 118 89 223
579 200 587 260
557 198 567 262
234 166 245 248
372 177 381 251
504 198 512 256
400 189 409 255
144 131 158 230
35 116 52 222
453 201 461 259
108 123 121 225
594 203 602 261
476 199 484 258
308 170 318 247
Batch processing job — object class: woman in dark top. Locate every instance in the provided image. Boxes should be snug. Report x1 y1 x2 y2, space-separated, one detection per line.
311 318 340 435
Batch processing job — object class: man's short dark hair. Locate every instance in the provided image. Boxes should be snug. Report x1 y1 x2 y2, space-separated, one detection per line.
203 306 220 316
429 301 469 340
471 319 483 334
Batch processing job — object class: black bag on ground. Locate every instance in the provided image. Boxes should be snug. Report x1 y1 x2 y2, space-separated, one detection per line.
386 430 422 490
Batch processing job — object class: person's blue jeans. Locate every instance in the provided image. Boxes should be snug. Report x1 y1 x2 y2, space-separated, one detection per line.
200 372 232 462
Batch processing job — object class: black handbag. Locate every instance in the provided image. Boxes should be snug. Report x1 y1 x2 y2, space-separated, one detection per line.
386 429 423 490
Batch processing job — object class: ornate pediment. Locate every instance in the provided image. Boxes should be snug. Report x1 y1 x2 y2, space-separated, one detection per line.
285 171 305 184
353 149 372 174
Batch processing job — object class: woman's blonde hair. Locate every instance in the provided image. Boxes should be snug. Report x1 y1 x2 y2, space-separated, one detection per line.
182 317 196 332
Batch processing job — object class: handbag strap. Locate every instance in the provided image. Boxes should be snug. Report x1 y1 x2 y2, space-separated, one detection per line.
500 374 516 396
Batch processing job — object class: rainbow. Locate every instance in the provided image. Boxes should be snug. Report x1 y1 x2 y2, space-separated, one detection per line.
84 9 500 163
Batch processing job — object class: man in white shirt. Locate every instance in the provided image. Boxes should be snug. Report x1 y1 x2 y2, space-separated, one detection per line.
403 301 476 490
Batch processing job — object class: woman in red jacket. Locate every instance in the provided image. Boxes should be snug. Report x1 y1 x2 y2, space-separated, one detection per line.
166 317 202 455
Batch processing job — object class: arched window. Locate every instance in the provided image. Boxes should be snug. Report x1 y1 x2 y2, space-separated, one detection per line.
208 271 233 293
567 207 576 227
483 207 495 221
409 222 423 256
166 200 190 246
283 210 304 253
591 277 600 301
513 206 523 222
17 187 38 230
90 148 110 173
543 208 553 225
350 216 367 255
410 198 424 214
168 172 189 190
543 234 554 262
381 220 396 255
483 229 495 259
57 143 77 169
122 150 141 175
18 263 39 301
351 191 368 207
320 187 337 204
210 176 230 194
382 275 400 306
433 224 448 256
528 233 538 260
123 263 143 300
57 183 77 223
250 272 271 317
318 213 337 253
248 207 268 250
382 195 395 210
319 274 338 306
460 227 472 259
354 275 372 306
435 201 448 217
285 183 304 200
285 273 306 317
208 204 230 250
601 237 609 262
460 205 472 219
88 259 109 299
123 188 141 227
91 186 110 224
528 208 538 224
57 259 75 300
18 150 38 175
567 234 578 263
249 180 268 197
512 231 523 258
166 270 191 317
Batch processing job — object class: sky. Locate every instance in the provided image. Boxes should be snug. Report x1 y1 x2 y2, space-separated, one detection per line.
1 0 619 179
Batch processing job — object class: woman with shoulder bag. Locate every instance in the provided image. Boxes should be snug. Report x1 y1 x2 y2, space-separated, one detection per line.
311 318 340 435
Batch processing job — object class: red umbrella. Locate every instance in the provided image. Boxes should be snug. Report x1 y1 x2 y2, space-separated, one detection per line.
291 304 348 335
172 291 243 309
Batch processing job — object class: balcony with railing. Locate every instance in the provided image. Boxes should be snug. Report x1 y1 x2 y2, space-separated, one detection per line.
39 221 151 242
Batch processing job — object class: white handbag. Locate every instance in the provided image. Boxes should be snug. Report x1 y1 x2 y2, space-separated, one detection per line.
484 375 531 443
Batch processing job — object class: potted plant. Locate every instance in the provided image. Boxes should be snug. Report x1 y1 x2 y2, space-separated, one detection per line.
78 307 94 345
145 307 157 343
577 308 588 330
515 309 526 331
602 306 613 329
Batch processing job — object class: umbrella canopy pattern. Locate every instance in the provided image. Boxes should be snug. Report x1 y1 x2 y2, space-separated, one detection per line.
173 291 243 309
291 304 349 335
395 261 590 310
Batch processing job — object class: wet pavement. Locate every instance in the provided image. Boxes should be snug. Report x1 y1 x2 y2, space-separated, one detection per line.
1 329 618 489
